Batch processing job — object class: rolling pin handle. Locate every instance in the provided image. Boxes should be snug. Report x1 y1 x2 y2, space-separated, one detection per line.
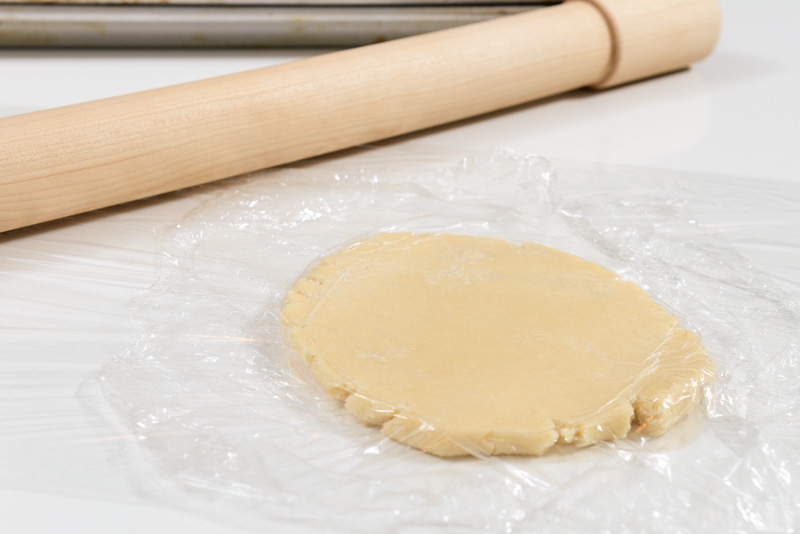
576 0 721 88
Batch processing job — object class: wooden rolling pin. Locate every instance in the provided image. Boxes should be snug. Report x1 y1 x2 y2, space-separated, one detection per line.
0 0 720 233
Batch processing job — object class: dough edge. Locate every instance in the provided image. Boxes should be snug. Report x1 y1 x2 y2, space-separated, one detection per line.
281 233 715 458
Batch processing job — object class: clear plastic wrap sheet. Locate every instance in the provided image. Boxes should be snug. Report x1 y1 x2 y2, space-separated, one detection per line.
96 148 800 533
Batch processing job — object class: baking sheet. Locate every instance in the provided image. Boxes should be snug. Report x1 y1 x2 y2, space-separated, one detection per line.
1 144 799 532
0 4 544 47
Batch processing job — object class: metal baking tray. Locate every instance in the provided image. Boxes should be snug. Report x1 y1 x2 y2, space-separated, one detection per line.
0 2 556 47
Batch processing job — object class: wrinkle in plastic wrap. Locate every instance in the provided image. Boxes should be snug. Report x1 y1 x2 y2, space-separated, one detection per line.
98 149 800 533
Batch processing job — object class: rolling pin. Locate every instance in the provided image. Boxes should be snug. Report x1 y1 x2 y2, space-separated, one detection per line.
0 0 720 233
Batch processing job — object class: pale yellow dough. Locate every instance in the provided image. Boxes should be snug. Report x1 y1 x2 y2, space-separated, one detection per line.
282 233 714 457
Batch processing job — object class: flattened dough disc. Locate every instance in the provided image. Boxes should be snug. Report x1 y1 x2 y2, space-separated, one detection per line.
282 233 714 457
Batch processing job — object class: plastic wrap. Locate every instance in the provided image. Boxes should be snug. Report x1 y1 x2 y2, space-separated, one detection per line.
97 148 800 532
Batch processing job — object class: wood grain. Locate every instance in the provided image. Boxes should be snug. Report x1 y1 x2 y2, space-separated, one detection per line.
0 0 719 233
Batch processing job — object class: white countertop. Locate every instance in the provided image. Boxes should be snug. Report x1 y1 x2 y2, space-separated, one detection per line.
1 1 798 532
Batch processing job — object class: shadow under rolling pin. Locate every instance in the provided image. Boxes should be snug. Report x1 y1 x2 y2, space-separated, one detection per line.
0 0 720 233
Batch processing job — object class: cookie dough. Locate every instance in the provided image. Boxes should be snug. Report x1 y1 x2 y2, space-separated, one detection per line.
282 233 714 457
